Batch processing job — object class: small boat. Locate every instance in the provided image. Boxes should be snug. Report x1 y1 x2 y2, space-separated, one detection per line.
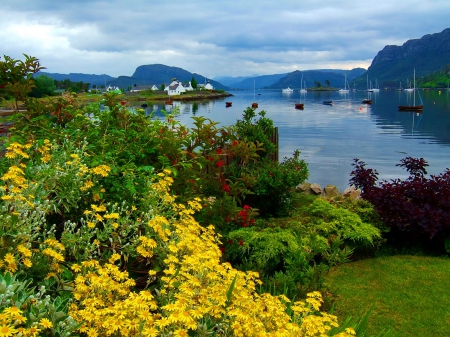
140 103 148 108
338 74 349 93
363 75 372 104
396 82 404 91
398 68 423 111
323 100 334 105
164 100 173 105
252 102 258 108
225 102 232 107
282 87 294 93
295 103 304 110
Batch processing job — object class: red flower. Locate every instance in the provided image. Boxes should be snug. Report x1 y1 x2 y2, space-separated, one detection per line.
217 161 224 168
210 139 215 145
243 205 250 210
232 140 238 146
239 239 244 246
219 246 226 253
222 184 230 193
217 148 223 155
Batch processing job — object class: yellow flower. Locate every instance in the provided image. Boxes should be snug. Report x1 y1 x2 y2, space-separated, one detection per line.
22 258 32 268
71 264 81 272
3 306 22 318
17 245 32 257
39 318 53 329
87 222 96 228
0 324 17 336
3 253 15 265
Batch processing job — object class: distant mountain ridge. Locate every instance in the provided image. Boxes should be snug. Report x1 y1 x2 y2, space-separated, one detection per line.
37 72 116 86
267 68 366 90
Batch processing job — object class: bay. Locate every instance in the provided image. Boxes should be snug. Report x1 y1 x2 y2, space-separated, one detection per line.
143 89 450 190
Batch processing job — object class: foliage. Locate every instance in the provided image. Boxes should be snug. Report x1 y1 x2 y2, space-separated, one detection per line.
0 54 371 336
0 54 45 110
29 74 56 98
0 272 81 336
223 197 381 299
349 157 450 251
225 150 309 217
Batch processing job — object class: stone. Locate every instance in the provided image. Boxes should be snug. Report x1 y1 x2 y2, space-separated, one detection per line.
323 184 339 198
310 183 322 195
343 186 361 200
296 182 311 193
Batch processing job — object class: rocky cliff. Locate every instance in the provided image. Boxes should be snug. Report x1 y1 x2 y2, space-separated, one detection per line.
360 28 450 88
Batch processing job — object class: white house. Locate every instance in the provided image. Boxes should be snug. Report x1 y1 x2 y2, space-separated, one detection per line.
183 82 194 91
151 85 159 91
164 78 187 96
204 81 214 90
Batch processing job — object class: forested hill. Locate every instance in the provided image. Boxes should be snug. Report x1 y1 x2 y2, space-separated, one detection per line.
354 28 450 88
110 64 228 90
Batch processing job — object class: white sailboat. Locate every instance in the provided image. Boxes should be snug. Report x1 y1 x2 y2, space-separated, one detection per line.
372 79 380 92
282 87 294 93
339 74 349 93
299 73 307 93
398 68 423 111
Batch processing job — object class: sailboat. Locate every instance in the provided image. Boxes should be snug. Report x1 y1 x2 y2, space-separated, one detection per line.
282 87 294 93
299 73 307 93
404 78 414 92
362 74 372 104
396 81 404 91
339 74 349 93
252 77 258 108
398 68 423 111
372 79 380 92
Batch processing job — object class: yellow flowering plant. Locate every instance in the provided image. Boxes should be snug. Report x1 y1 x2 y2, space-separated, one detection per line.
67 170 357 337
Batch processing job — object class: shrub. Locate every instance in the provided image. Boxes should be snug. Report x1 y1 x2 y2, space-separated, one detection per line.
350 157 450 252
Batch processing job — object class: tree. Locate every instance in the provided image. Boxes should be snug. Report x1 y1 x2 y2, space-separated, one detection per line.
314 81 322 88
160 84 165 90
29 74 56 98
325 79 331 87
191 76 198 89
0 54 44 111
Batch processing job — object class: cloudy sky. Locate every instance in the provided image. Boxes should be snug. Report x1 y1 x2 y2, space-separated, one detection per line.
1 0 448 78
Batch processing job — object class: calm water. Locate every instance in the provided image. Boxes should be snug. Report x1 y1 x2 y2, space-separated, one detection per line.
142 89 450 190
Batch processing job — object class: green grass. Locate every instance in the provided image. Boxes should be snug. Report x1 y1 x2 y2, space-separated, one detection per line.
324 255 450 337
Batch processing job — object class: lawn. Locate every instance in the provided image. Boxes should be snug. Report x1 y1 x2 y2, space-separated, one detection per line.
324 255 450 337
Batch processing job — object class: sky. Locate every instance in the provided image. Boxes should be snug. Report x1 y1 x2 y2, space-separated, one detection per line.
1 0 449 79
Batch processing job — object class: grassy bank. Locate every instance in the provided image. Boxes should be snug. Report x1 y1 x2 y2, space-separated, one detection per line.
324 255 450 337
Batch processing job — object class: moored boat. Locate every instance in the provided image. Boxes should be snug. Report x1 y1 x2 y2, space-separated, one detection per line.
295 103 304 110
252 102 258 108
323 100 334 105
362 99 372 104
226 102 232 107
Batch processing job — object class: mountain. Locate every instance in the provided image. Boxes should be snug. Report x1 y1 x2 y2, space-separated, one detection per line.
267 69 366 89
110 64 228 90
211 76 249 86
36 72 116 86
355 28 450 88
230 74 289 89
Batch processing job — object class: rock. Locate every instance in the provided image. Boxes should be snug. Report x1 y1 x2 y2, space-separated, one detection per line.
310 183 322 195
323 185 339 198
296 182 311 193
343 186 361 200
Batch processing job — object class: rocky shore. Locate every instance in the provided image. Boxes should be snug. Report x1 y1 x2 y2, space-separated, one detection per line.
297 182 361 199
